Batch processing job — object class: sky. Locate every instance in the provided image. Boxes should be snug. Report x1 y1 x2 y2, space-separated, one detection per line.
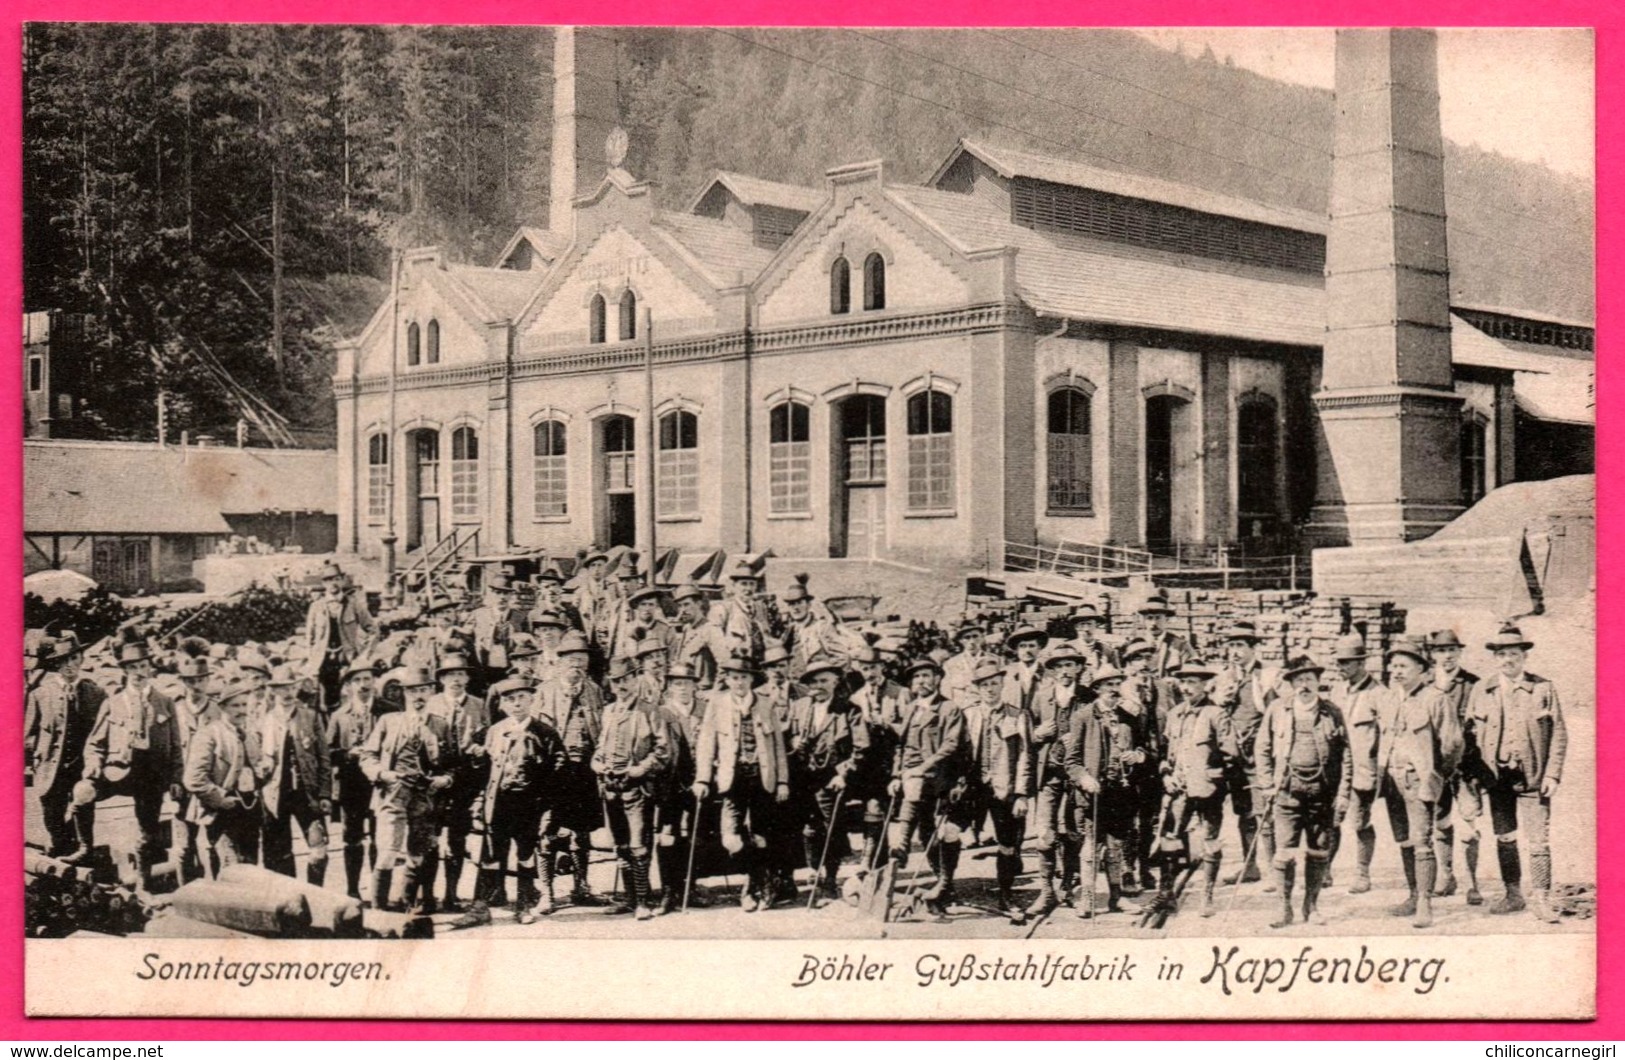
1131 28 1594 180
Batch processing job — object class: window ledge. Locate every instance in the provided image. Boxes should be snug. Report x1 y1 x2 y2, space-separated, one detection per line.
452 516 483 525
531 515 571 525
767 512 814 521
657 514 703 524
1045 507 1097 518
904 508 959 520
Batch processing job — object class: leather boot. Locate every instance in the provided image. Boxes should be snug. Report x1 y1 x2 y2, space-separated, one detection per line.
1464 834 1484 905
1491 838 1526 914
1026 849 1059 917
343 844 365 899
572 842 605 906
372 868 396 912
451 869 493 928
443 857 466 913
1529 849 1560 923
418 852 440 915
1390 847 1418 917
1433 825 1457 897
1200 856 1221 918
537 848 557 914
656 845 681 914
633 854 656 920
1075 843 1098 919
1060 841 1082 902
1269 861 1295 929
398 864 423 915
515 865 540 925
1350 829 1376 894
1104 841 1138 914
610 850 636 914
1413 848 1436 928
1302 856 1327 925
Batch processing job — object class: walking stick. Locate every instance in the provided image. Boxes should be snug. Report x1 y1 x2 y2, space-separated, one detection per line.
894 801 951 918
681 789 705 913
1220 792 1275 924
806 787 845 911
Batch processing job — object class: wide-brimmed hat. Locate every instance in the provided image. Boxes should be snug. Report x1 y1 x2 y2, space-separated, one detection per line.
266 664 304 688
1332 634 1368 662
1119 637 1154 661
342 655 379 684
952 620 985 641
491 675 537 698
902 657 944 680
1005 624 1049 650
581 549 609 568
606 656 639 682
1072 603 1104 624
1089 665 1127 688
1386 637 1432 666
507 634 541 660
535 565 565 585
531 610 567 630
216 673 260 705
1428 629 1466 650
780 581 812 604
635 636 669 660
1485 624 1535 652
396 664 437 690
236 649 272 676
436 653 474 676
1220 621 1261 644
1282 655 1325 681
628 585 665 607
971 659 1006 684
320 560 346 582
47 633 85 663
176 656 211 680
761 644 792 668
799 654 846 682
557 632 592 656
672 583 706 604
1138 591 1174 616
667 662 699 682
726 558 759 581
117 641 152 666
718 651 758 675
1175 659 1220 680
1040 643 1087 667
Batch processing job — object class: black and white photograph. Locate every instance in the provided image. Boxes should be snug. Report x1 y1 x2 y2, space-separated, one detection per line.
20 23 1595 1020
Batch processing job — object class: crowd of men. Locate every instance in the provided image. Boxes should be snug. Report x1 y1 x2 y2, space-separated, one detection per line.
23 549 1570 932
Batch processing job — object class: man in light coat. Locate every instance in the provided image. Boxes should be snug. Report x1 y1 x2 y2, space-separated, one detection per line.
303 562 376 713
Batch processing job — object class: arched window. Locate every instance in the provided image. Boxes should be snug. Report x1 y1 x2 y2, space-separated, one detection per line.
1461 415 1488 506
406 322 421 366
830 257 851 315
1046 387 1093 511
619 290 638 341
1237 396 1279 525
450 426 479 519
426 319 440 364
769 401 812 514
906 389 954 511
657 410 700 518
366 433 389 521
863 253 886 311
533 420 568 518
589 295 607 344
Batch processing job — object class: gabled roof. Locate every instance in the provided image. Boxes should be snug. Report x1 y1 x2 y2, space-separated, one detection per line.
448 265 544 322
25 440 337 535
934 138 1329 236
687 171 825 215
653 212 778 288
494 226 570 269
892 184 1324 346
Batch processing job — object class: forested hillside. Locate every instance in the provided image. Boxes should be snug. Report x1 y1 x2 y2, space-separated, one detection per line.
23 25 1593 444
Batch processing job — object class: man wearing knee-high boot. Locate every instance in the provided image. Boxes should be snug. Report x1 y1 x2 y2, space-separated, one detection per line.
428 653 488 913
594 657 671 921
1469 625 1567 923
1257 657 1352 928
1377 639 1464 929
358 665 452 912
1161 660 1231 917
326 658 383 900
1026 644 1089 917
1328 636 1383 894
1066 666 1147 918
1214 622 1283 891
966 659 1033 923
1426 630 1483 905
888 658 971 921
255 666 330 887
787 656 869 908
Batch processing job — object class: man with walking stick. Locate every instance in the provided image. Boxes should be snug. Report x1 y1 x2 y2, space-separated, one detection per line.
887 657 970 922
787 654 869 907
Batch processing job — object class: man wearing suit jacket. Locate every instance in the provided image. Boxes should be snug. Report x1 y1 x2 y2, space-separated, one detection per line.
427 653 489 913
887 658 971 921
304 562 376 714
786 655 870 906
693 652 790 912
849 646 907 873
533 631 608 907
82 641 185 875
1427 629 1484 904
183 677 263 870
24 634 105 859
255 666 331 885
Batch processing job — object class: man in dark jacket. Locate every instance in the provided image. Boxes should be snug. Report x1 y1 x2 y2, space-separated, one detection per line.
24 634 105 859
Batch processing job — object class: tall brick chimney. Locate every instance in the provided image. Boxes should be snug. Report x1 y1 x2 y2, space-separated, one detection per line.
1309 28 1465 546
549 27 622 233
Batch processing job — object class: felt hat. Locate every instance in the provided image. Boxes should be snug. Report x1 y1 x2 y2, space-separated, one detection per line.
1138 591 1174 616
531 610 568 630
635 636 669 660
952 620 985 641
396 664 437 690
507 634 541 660
781 582 812 603
760 643 792 668
672 583 706 604
902 657 944 680
1220 621 1261 644
1040 643 1087 667
342 654 379 684
557 632 592 656
1427 629 1466 650
320 561 346 582
1005 624 1049 650
718 651 758 675
491 675 537 698
1332 635 1369 662
606 656 639 682
798 654 847 682
1072 603 1104 624
1089 664 1127 688
266 664 304 688
667 663 699 683
1175 659 1220 680
436 653 474 676
1119 637 1154 661
628 585 666 607
176 656 211 680
1485 624 1535 652
1386 637 1432 666
117 641 152 666
971 659 1007 684
1281 655 1325 681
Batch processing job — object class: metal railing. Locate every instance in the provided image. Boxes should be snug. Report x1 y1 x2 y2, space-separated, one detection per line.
1005 539 1305 590
394 525 480 604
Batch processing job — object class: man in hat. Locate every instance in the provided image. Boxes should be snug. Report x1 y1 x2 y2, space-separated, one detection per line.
693 652 791 912
304 561 376 714
1138 591 1193 679
1159 659 1233 917
81 640 185 876
966 658 1033 922
470 574 531 683
594 657 673 920
428 653 489 912
1066 665 1150 917
651 663 705 912
455 675 566 926
255 666 331 886
716 559 775 661
886 657 971 920
760 640 807 900
615 584 674 662
1119 637 1171 893
534 630 608 907
183 676 263 871
1256 656 1353 928
530 564 583 633
850 645 907 873
358 664 454 912
1071 604 1118 676
1025 641 1090 917
170 654 219 881
573 549 617 654
786 654 870 906
1327 635 1385 894
669 582 728 690
527 612 570 686
940 621 994 705
403 594 460 671
1379 637 1464 929
634 634 672 708
25 634 107 860
326 654 384 899
1468 624 1568 922
1427 629 1484 904
781 576 840 676
1214 620 1281 888
1002 625 1050 719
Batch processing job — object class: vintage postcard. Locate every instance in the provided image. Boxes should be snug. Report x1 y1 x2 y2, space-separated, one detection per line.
20 24 1594 1020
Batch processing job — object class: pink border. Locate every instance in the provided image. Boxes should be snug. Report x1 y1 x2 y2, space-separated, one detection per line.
1 0 1613 1038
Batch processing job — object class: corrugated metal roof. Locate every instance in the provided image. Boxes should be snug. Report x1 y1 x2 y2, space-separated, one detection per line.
690 171 824 215
448 265 544 322
25 440 337 535
943 139 1329 235
654 212 778 288
894 184 1325 346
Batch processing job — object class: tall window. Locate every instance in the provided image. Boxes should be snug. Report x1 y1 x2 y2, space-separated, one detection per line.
830 257 851 315
533 420 568 518
619 290 637 341
367 433 389 520
843 395 887 484
1461 416 1488 506
863 253 886 311
426 319 440 364
589 295 607 344
770 401 811 514
657 410 700 518
906 389 954 511
450 426 479 519
1237 396 1279 521
406 322 421 366
603 415 636 491
1046 387 1093 510
28 356 42 392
